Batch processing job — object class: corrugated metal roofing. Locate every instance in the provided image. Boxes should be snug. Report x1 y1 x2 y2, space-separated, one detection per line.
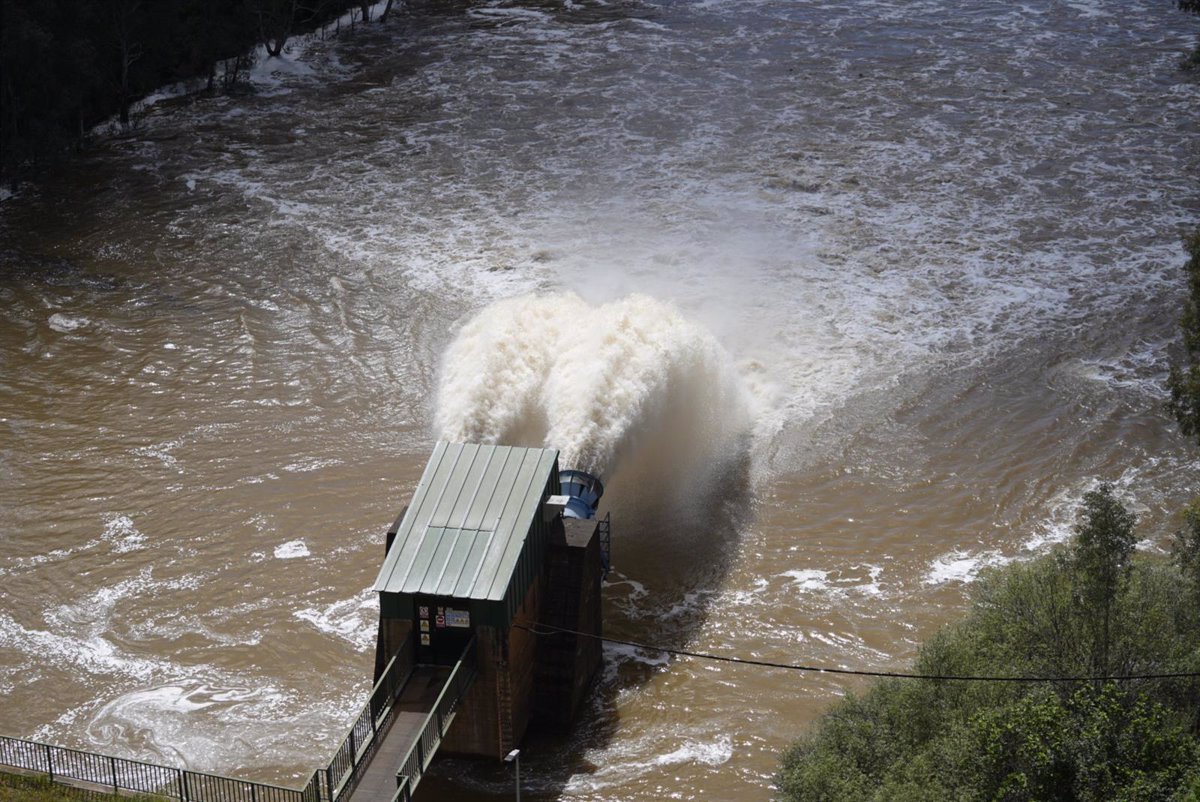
373 441 559 603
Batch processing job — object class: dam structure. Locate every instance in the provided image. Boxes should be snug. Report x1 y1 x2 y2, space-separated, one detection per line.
352 440 609 800
0 441 608 802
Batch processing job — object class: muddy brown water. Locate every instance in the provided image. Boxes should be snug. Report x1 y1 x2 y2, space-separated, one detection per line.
1 0 1198 799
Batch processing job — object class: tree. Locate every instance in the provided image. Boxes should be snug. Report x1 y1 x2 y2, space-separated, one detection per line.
250 0 300 57
1182 1 1200 68
1168 233 1200 439
1179 500 1200 593
1072 484 1137 677
1 0 370 182
108 0 143 127
777 492 1200 802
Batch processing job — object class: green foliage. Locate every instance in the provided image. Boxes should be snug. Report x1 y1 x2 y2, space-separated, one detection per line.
1177 501 1200 612
1072 484 1137 675
777 493 1200 802
960 684 1200 801
1074 484 1137 595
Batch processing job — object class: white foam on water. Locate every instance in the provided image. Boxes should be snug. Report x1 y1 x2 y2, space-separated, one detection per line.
565 731 733 793
924 549 1012 585
293 591 376 650
0 594 170 684
132 437 184 469
102 514 147 553
48 313 89 333
857 564 885 597
281 456 342 473
85 680 286 769
781 569 829 592
1074 338 1172 400
652 735 733 767
780 564 886 596
603 641 671 670
274 540 310 559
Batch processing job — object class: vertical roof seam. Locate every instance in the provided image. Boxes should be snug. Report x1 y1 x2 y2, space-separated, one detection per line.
377 441 445 590
407 443 468 592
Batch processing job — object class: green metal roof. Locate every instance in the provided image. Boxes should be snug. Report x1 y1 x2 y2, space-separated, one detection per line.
373 441 559 605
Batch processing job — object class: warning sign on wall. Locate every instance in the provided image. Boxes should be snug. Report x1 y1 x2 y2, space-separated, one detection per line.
445 609 470 628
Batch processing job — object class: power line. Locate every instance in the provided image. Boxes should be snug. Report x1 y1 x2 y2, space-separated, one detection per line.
514 622 1200 683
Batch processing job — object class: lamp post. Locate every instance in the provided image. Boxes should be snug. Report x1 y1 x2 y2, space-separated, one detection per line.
504 749 521 802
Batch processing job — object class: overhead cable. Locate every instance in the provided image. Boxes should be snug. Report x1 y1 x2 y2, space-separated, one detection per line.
514 622 1200 683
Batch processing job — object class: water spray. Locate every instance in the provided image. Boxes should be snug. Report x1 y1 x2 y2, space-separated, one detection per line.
436 292 751 512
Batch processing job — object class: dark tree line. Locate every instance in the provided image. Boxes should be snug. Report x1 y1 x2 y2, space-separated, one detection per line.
1183 0 1200 68
1 0 392 183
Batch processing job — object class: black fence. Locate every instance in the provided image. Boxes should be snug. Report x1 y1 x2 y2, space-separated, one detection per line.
0 736 318 802
324 650 414 802
0 646 418 802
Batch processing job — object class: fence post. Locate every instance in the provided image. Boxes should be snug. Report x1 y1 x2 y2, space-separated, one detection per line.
177 768 186 801
111 756 119 793
348 729 356 763
45 743 53 782
182 770 191 802
251 782 257 802
325 767 333 802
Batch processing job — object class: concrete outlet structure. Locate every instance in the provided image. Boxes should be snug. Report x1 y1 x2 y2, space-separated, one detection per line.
371 442 607 761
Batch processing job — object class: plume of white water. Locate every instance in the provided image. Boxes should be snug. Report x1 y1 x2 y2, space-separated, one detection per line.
435 293 750 481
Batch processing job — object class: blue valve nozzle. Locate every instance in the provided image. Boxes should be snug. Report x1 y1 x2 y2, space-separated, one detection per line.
559 469 604 520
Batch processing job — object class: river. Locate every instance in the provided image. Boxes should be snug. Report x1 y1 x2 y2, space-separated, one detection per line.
1 0 1198 799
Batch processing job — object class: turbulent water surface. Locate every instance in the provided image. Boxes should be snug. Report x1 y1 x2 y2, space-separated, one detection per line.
1 0 1198 799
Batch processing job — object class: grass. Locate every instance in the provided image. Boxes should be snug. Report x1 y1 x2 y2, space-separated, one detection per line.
0 772 161 802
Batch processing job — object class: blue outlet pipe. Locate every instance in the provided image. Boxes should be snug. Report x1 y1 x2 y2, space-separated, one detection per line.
559 469 604 519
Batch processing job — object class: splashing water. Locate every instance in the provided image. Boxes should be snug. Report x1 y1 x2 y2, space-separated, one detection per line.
435 293 751 480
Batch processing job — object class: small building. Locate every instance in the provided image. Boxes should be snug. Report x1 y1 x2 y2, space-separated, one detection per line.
371 441 606 760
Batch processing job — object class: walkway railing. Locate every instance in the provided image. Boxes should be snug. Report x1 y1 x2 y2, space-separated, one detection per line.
392 637 478 802
0 642 422 802
0 735 320 802
598 512 612 577
323 649 414 802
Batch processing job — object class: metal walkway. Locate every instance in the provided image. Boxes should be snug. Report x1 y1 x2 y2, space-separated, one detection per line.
0 638 477 802
343 640 477 802
345 666 450 802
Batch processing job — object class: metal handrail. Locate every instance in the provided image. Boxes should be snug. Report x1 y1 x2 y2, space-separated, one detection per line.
1 644 418 802
598 511 612 576
0 734 307 802
1 626 483 802
326 649 415 802
393 637 478 799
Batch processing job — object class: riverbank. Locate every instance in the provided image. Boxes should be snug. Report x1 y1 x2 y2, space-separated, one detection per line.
1 0 393 185
0 772 154 802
